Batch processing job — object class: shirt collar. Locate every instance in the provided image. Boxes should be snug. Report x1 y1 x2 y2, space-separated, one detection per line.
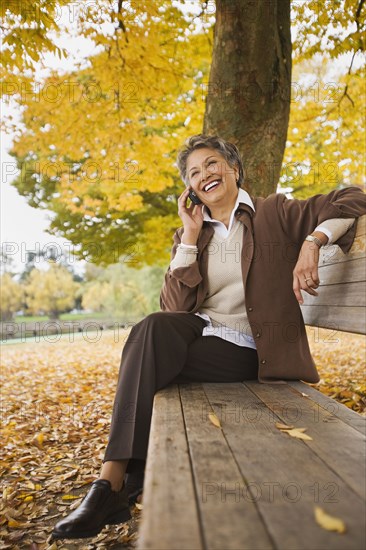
202 188 255 223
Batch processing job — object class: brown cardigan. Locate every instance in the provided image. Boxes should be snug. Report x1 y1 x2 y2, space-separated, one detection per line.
160 187 366 384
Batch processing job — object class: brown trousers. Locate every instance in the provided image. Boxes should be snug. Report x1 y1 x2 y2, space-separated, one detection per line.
103 312 258 473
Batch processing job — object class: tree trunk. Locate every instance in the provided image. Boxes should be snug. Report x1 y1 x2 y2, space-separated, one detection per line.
203 0 292 197
49 311 60 320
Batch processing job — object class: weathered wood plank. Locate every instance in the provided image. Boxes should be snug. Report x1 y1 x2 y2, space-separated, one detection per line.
204 382 365 550
355 214 366 237
301 215 366 331
317 237 365 267
319 215 364 266
288 381 366 435
136 385 203 550
303 281 365 307
180 383 274 550
317 257 365 284
245 382 366 501
301 304 365 334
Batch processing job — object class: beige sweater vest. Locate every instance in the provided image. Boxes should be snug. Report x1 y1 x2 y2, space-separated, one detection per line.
199 219 253 338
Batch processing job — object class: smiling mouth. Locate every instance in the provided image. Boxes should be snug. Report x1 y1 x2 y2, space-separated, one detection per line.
203 179 221 192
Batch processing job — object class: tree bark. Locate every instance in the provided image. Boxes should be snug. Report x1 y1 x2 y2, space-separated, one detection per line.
203 0 292 197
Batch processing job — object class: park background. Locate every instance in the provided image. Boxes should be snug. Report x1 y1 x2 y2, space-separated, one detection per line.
0 1 365 548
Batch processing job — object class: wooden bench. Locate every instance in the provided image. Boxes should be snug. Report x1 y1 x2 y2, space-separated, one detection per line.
137 215 366 550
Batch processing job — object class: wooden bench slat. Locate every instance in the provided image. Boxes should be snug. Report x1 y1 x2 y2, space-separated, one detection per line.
137 384 204 550
355 214 366 237
138 215 366 549
302 281 366 307
180 383 274 550
204 382 365 550
317 237 365 266
287 381 366 435
301 215 366 331
301 304 366 334
245 381 366 501
317 257 365 284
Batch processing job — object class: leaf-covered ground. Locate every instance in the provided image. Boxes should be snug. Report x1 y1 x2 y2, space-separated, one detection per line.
306 327 366 414
1 327 365 549
1 329 139 550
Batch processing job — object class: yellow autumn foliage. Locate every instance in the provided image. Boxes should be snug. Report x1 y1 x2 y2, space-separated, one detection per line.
314 506 347 534
24 264 80 318
283 58 366 196
4 2 211 265
2 0 364 266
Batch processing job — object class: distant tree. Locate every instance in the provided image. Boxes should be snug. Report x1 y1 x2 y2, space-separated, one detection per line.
18 252 38 283
81 262 165 317
81 264 149 319
0 273 24 321
132 265 166 312
24 263 80 319
81 280 110 313
0 251 16 276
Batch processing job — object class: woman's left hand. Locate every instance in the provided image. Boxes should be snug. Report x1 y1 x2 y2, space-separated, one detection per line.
292 241 321 304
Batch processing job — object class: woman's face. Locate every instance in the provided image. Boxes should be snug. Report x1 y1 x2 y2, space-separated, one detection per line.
186 147 239 207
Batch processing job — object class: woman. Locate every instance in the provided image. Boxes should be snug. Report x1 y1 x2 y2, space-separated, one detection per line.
52 134 365 540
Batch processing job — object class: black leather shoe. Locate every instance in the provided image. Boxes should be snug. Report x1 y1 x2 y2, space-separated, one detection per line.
52 479 131 540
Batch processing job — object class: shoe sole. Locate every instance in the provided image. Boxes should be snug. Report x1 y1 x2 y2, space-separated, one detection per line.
52 507 132 540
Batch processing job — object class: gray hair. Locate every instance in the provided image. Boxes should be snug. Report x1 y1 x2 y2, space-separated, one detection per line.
176 134 244 188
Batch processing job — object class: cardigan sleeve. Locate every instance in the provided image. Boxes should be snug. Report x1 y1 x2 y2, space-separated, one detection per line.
315 218 355 243
170 244 198 271
160 228 203 312
276 186 366 253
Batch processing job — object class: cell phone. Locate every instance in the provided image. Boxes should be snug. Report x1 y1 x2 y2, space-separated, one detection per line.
188 189 202 205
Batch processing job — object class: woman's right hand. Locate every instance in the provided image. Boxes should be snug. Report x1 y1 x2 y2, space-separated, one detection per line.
177 187 204 245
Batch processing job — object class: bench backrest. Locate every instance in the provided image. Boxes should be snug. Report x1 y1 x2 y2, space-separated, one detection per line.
301 214 366 335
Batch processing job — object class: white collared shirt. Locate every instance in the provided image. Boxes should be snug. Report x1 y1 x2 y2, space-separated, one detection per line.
201 188 255 237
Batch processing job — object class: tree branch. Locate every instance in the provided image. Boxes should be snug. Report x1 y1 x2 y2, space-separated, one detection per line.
355 0 365 23
117 0 129 42
191 1 213 23
315 0 365 121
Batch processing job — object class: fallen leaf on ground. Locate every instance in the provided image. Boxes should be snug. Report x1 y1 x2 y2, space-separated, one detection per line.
1 327 363 548
314 506 346 533
7 519 32 529
1 329 141 549
275 422 294 430
208 412 221 428
276 423 313 440
280 428 313 441
306 327 366 415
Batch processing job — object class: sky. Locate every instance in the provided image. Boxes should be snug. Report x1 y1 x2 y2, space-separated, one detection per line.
0 22 100 275
1 131 84 274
